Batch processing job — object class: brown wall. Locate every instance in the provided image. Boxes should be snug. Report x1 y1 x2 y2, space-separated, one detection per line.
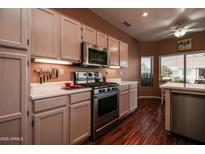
31 8 140 83
138 31 205 97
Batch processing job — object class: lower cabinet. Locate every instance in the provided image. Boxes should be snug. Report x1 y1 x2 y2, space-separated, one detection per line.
119 90 129 117
34 107 67 145
69 100 91 144
129 89 138 112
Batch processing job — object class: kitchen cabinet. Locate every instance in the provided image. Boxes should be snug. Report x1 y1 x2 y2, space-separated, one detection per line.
0 50 27 144
129 88 138 112
120 41 128 68
60 15 81 62
0 8 28 50
82 25 97 44
69 93 91 144
97 32 108 48
31 8 58 58
119 90 129 117
108 36 120 66
33 96 68 145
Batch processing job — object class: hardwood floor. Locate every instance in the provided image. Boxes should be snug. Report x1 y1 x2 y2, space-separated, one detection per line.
84 98 201 145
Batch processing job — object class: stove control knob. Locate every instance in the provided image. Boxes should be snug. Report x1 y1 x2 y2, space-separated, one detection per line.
107 88 110 91
99 89 103 93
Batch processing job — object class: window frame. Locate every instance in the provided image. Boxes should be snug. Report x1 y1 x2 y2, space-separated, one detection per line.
159 50 205 84
140 56 154 87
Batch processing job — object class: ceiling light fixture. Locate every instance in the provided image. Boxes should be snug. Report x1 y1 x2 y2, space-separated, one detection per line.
174 28 187 38
142 12 149 17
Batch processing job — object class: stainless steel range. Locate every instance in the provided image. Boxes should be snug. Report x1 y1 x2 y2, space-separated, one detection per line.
74 72 119 140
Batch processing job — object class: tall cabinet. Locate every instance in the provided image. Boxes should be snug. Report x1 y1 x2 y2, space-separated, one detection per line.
0 8 28 145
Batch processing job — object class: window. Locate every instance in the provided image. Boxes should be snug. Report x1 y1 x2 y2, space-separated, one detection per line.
141 57 153 86
160 51 205 84
186 53 205 84
160 55 184 83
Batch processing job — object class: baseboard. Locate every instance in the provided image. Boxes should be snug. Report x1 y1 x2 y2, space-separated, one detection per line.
138 96 161 99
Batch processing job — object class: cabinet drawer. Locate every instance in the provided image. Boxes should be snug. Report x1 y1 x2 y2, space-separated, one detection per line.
130 83 138 90
70 92 91 104
33 96 67 113
120 84 129 92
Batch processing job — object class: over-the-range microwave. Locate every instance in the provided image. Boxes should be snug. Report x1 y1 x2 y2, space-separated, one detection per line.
81 42 109 67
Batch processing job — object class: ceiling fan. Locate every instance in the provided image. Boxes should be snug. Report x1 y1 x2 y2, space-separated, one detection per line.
160 20 205 39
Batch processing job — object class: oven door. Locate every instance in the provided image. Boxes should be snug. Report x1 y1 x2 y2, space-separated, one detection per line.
94 92 119 129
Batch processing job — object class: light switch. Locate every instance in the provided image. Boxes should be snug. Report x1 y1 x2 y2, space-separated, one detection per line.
59 69 64 76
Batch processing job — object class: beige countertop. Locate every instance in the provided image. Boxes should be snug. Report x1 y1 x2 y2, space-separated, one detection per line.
160 83 205 92
30 81 92 100
107 78 138 85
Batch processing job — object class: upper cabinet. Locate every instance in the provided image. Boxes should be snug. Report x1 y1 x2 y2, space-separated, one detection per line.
82 25 97 44
108 36 120 66
120 41 128 68
60 15 81 62
96 32 108 48
0 8 28 50
31 8 58 58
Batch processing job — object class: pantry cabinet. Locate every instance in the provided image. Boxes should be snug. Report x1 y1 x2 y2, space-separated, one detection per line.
108 36 120 66
31 8 58 58
0 50 27 145
0 8 28 49
60 15 81 62
82 25 97 44
120 41 128 68
97 32 108 48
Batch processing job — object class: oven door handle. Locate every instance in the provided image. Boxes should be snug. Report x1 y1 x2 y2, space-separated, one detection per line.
94 92 119 99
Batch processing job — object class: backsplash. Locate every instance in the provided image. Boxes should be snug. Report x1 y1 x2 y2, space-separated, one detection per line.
31 62 121 83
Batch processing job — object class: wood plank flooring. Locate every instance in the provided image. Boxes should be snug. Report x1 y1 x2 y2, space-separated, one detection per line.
84 98 201 145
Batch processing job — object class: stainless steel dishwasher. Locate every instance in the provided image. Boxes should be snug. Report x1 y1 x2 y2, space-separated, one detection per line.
171 90 205 143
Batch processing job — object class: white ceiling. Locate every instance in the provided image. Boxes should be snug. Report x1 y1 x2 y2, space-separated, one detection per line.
90 8 205 41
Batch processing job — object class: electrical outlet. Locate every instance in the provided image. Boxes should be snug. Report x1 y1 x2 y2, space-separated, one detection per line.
59 69 64 76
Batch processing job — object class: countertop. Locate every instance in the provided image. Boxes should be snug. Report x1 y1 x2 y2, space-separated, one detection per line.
30 81 92 101
106 78 138 85
160 83 205 92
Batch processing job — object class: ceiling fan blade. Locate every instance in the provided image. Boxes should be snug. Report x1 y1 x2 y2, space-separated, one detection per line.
184 22 198 29
160 33 174 39
187 28 205 32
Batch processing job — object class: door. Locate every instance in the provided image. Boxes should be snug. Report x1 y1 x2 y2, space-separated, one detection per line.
70 101 91 144
0 51 27 145
83 25 96 44
108 36 120 66
129 89 137 112
97 32 107 48
120 41 128 67
0 8 28 49
34 107 67 145
31 8 58 58
119 91 129 117
60 15 81 62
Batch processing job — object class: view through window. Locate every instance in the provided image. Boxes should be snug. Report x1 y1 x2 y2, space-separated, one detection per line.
160 52 205 84
141 57 153 86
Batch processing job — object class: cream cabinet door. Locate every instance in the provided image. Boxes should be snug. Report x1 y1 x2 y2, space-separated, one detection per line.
70 100 91 144
120 41 128 68
119 90 129 117
34 107 67 145
31 8 58 58
108 36 120 66
97 32 108 48
60 15 81 62
82 25 96 44
0 51 27 145
129 89 138 112
0 8 28 49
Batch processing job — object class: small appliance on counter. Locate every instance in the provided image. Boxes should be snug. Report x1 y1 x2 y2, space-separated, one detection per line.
74 71 120 140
